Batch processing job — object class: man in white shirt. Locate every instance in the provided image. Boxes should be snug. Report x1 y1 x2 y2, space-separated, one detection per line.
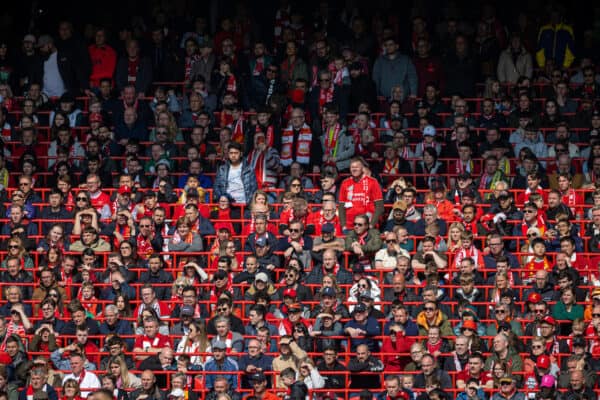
62 353 100 398
37 35 66 98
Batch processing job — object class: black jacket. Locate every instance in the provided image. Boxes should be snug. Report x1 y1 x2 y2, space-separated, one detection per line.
32 49 89 94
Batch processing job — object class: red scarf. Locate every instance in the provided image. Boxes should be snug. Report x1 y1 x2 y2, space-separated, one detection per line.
456 160 473 174
136 233 155 260
226 74 237 94
113 224 132 248
383 158 400 174
232 117 244 144
521 215 547 236
209 280 233 313
318 87 334 115
256 124 275 147
127 58 139 84
253 58 264 76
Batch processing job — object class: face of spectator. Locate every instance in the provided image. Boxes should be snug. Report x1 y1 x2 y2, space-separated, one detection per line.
353 217 368 235
421 356 435 375
493 335 508 353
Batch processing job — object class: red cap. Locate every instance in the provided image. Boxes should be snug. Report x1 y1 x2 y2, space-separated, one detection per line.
527 292 542 304
283 288 297 298
541 316 556 326
461 319 478 331
536 355 551 369
118 185 132 195
89 112 103 123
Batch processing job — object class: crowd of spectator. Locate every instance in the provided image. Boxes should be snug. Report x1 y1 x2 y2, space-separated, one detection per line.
0 2 600 400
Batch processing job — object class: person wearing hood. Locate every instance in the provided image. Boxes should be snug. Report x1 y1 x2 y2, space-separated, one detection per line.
415 300 454 337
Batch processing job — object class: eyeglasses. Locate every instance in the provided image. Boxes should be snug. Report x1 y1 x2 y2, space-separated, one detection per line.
289 229 301 233
424 307 436 312
8 245 19 249
358 284 368 288
524 210 535 214
76 197 87 201
592 313 600 318
217 308 228 312
284 274 296 278
139 224 151 228
495 309 506 314
354 223 365 226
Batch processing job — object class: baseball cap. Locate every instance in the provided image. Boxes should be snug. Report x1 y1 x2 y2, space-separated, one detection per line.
23 34 36 43
321 223 335 234
527 292 542 304
536 355 551 369
423 125 436 136
250 372 267 382
353 303 367 314
393 200 407 211
540 375 555 388
287 303 302 312
255 237 268 247
321 287 336 297
457 172 471 181
591 287 600 299
254 272 269 283
212 340 227 350
118 185 132 195
283 288 297 298
541 316 556 326
499 375 515 384
180 305 194 317
572 336 586 348
169 389 185 398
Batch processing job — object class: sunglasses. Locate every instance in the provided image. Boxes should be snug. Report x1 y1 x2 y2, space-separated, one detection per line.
424 307 436 312
386 240 397 244
76 197 88 201
592 313 600 318
527 233 537 238
354 223 365 226
289 229 301 233
524 210 535 214
8 245 19 249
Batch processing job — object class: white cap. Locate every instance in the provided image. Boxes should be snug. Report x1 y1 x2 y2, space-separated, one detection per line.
423 125 436 136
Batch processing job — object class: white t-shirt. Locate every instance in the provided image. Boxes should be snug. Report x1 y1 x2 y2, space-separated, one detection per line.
227 164 246 203
43 52 66 97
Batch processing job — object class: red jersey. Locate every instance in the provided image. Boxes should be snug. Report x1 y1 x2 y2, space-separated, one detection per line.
88 45 117 87
134 333 171 350
456 369 493 386
89 191 110 216
339 175 383 229
561 189 584 217
306 210 343 235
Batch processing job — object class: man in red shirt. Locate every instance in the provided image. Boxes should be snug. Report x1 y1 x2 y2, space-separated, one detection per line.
456 352 494 389
306 199 342 235
339 157 384 230
132 316 171 363
557 173 584 218
85 173 111 219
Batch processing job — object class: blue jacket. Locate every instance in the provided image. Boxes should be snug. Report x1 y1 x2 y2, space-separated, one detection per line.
344 316 381 352
372 53 418 97
213 160 258 203
99 319 135 350
19 384 58 400
204 357 239 390
237 353 274 388
536 23 575 68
